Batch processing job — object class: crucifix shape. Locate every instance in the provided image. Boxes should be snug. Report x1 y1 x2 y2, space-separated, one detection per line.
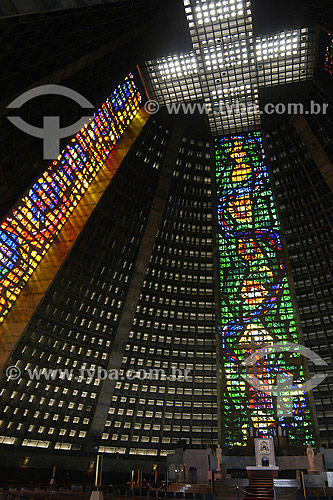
143 0 315 135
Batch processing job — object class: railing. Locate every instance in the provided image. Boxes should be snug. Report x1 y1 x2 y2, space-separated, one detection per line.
232 484 331 500
0 482 331 500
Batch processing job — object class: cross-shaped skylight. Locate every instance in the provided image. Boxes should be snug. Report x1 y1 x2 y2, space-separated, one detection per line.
143 0 315 135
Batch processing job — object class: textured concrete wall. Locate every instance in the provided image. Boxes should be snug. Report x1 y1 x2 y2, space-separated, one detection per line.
184 449 212 484
223 456 256 469
277 455 324 472
223 455 324 472
291 114 333 192
321 448 333 469
0 446 166 473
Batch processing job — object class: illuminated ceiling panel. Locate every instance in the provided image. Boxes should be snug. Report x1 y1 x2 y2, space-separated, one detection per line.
145 52 203 105
189 0 247 24
183 0 259 135
256 30 302 62
203 40 249 70
143 0 315 136
157 53 198 80
256 29 313 87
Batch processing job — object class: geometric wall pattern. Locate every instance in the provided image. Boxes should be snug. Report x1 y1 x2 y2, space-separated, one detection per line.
216 132 315 447
0 74 141 324
97 135 218 458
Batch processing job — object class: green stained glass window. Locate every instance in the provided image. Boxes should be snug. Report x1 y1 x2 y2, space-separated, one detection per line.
215 132 314 448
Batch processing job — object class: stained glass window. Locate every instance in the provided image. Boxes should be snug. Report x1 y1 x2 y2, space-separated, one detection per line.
324 33 333 76
216 132 314 447
0 74 141 323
